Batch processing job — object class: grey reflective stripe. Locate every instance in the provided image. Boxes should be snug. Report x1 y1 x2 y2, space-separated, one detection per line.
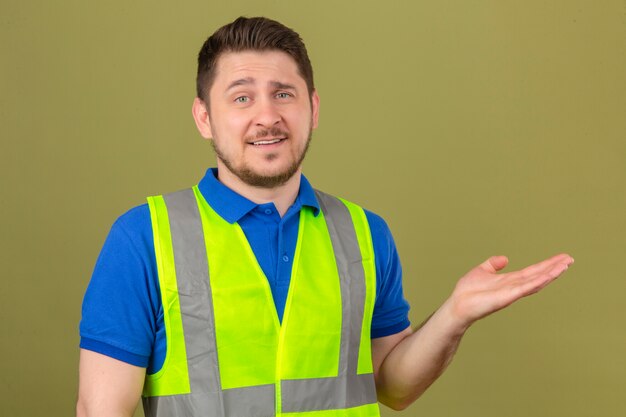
282 374 376 412
143 392 223 417
144 188 377 416
164 189 221 397
223 384 275 416
143 385 274 417
143 189 275 417
279 191 377 413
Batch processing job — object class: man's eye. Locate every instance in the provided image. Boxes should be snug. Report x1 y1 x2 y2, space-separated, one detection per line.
234 96 249 103
276 92 292 99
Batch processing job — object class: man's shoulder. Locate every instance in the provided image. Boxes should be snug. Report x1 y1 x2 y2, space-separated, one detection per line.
101 201 157 258
311 188 394 242
112 184 196 233
112 202 151 234
110 182 209 246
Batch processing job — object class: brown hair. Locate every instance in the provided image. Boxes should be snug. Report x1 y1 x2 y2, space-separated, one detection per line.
196 16 315 102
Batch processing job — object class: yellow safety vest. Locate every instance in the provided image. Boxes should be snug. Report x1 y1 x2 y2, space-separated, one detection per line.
142 186 380 417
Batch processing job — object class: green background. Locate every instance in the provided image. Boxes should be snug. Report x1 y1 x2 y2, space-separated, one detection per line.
1 1 625 416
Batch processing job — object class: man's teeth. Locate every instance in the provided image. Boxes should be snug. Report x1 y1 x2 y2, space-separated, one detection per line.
253 139 282 145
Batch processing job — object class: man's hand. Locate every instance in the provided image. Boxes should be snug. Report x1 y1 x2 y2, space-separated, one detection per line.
373 253 574 410
444 253 574 331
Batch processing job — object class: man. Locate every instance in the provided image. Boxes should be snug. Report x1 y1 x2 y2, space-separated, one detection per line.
77 17 573 417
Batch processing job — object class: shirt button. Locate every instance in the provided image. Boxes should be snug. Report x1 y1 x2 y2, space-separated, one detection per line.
264 209 272 215
282 255 289 262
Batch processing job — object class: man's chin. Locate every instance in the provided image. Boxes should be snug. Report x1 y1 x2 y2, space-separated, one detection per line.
217 160 300 189
237 167 299 188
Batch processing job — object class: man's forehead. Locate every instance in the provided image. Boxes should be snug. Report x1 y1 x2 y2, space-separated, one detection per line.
213 50 302 85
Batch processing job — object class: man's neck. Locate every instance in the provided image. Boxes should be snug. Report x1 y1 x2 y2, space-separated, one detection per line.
216 166 301 218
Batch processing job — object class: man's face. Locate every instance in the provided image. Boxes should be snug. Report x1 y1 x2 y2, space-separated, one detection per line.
197 50 319 188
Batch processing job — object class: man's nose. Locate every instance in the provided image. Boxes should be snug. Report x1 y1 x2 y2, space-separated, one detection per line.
254 99 281 127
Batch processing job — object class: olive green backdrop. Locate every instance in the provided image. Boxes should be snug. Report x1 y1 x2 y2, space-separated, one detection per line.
1 0 624 416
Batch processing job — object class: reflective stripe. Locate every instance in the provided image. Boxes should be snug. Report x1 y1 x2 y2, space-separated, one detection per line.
143 384 274 417
164 189 220 396
282 374 376 412
223 385 276 416
315 190 365 376
144 187 378 416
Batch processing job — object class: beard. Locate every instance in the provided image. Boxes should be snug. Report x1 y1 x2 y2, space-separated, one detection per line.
211 126 312 188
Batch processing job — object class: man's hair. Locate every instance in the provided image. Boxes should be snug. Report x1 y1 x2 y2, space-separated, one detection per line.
196 16 315 102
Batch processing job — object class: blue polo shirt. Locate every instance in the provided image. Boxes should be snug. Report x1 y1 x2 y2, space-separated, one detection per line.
80 169 410 374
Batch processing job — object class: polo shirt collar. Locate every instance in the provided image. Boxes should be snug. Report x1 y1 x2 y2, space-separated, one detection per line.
197 168 320 224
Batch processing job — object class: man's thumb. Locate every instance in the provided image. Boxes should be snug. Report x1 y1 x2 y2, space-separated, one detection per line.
479 255 509 273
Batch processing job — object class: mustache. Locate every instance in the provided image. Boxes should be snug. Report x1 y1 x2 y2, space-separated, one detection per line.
247 127 289 140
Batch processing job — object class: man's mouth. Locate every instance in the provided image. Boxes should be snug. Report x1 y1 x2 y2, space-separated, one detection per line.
249 137 286 146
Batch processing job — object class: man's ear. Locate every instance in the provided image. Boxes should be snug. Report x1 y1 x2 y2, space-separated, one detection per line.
192 97 213 139
311 89 320 129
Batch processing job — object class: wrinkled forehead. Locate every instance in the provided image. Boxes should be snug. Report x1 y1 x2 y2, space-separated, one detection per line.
210 50 306 92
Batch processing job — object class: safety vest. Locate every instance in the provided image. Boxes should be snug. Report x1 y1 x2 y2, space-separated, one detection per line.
142 186 380 417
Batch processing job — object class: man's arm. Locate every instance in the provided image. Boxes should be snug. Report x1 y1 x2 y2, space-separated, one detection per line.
372 253 574 410
76 349 145 417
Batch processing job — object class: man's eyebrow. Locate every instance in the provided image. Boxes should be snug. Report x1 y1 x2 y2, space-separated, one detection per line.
226 77 255 91
270 81 296 90
225 78 297 92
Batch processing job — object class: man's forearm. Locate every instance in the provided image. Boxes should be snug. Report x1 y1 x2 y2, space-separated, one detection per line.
375 299 467 410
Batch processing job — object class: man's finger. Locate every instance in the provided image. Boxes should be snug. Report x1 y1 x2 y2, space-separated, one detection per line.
478 255 509 273
518 253 574 278
508 257 572 296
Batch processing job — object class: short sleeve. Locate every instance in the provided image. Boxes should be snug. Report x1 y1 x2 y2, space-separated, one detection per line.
365 210 411 338
79 204 160 367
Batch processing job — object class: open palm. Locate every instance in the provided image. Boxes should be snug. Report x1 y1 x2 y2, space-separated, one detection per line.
448 253 574 327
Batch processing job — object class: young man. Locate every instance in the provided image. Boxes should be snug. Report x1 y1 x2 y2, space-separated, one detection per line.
77 17 573 417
